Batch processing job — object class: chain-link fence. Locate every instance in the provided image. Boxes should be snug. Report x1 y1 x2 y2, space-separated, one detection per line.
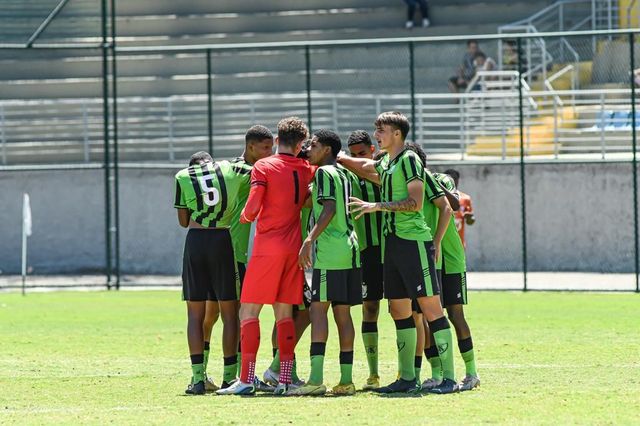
1 12 639 292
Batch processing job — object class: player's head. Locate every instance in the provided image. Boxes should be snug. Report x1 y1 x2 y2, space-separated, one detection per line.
308 129 342 166
348 130 376 159
188 151 213 166
404 142 427 167
277 116 309 155
244 125 274 163
444 168 460 187
374 111 410 150
297 138 312 160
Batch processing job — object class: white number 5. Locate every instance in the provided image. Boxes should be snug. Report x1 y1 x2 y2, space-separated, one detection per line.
198 174 220 206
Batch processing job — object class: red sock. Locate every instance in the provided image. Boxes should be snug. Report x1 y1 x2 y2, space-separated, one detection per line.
276 318 296 384
240 318 260 384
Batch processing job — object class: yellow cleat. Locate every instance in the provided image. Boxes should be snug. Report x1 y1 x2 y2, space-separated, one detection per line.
332 382 356 396
286 383 327 396
362 375 380 390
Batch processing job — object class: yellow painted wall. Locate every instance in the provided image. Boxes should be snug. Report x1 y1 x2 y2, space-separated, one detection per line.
619 0 639 29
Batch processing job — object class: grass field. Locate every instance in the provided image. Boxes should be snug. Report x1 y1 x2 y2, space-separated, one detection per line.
0 291 639 424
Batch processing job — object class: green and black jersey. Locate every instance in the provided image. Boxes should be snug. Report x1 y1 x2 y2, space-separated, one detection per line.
174 160 248 228
421 170 447 268
351 177 382 252
433 172 466 274
374 149 431 241
312 164 360 270
228 157 253 264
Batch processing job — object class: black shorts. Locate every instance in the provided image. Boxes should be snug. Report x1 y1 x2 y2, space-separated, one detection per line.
311 268 363 306
181 228 239 302
294 279 312 312
412 268 442 313
361 246 384 301
384 234 440 300
441 271 468 306
237 262 246 287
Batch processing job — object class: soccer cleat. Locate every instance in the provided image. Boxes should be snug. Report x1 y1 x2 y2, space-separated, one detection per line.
292 377 306 387
362 375 380 390
204 375 219 392
220 379 235 389
215 380 255 395
405 20 414 29
253 376 275 392
263 367 280 387
457 374 480 392
421 377 443 391
332 382 356 396
185 381 205 395
428 378 458 394
373 378 418 394
273 382 301 396
285 383 327 396
422 18 430 28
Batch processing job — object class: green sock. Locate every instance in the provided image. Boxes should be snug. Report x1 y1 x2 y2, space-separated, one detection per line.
339 351 354 385
236 351 242 377
414 356 422 383
308 342 326 385
431 318 455 381
223 355 237 383
459 337 477 376
291 358 300 383
361 322 379 377
203 341 210 373
191 364 205 383
270 349 281 373
395 317 417 381
425 346 443 380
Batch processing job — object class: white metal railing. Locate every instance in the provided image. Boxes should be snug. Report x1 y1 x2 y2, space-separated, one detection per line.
0 88 637 164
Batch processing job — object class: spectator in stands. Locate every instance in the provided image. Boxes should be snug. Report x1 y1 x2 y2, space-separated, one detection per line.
404 0 430 29
448 40 481 93
502 40 519 71
474 52 496 72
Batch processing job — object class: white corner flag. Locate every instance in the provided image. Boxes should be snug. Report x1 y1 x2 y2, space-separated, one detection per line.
22 193 32 295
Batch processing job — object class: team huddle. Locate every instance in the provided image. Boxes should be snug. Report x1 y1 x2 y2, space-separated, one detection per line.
173 112 479 396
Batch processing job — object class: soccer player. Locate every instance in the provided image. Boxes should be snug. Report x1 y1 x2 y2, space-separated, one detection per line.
263 140 313 388
225 125 274 388
339 111 458 394
217 117 315 396
347 130 384 390
288 129 362 396
443 169 476 248
429 170 479 391
174 151 246 395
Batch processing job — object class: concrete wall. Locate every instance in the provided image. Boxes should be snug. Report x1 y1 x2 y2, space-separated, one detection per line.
0 162 635 274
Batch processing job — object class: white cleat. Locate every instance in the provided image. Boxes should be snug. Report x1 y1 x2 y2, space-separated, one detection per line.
274 381 301 396
405 20 414 29
422 18 430 28
421 377 443 391
215 379 255 395
457 374 480 392
263 367 280 387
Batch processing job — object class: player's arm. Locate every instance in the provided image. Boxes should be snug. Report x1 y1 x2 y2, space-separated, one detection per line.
441 186 460 211
349 178 423 219
337 152 380 185
240 163 267 223
465 199 476 225
177 209 190 227
299 200 336 269
431 196 453 262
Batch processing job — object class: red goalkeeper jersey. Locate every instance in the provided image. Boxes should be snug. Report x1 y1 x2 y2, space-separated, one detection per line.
240 153 315 256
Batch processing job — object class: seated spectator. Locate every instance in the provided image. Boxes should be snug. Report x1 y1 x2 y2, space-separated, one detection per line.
470 52 497 91
403 0 430 29
448 39 481 93
502 40 518 71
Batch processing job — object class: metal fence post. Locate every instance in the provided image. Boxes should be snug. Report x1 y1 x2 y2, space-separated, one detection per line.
111 0 120 289
409 41 416 143
517 37 528 292
630 32 639 293
0 105 6 165
207 49 213 155
305 45 312 131
101 0 111 288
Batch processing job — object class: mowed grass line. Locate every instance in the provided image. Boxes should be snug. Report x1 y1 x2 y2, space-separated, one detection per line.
0 291 638 424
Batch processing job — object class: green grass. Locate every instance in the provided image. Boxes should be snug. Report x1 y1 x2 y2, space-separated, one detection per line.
0 291 639 424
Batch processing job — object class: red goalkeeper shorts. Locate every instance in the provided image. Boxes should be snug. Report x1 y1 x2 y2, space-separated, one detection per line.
240 254 304 305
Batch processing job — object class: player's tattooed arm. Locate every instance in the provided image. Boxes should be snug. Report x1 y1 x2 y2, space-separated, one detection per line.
378 198 417 211
299 200 336 269
349 179 424 219
336 152 381 185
